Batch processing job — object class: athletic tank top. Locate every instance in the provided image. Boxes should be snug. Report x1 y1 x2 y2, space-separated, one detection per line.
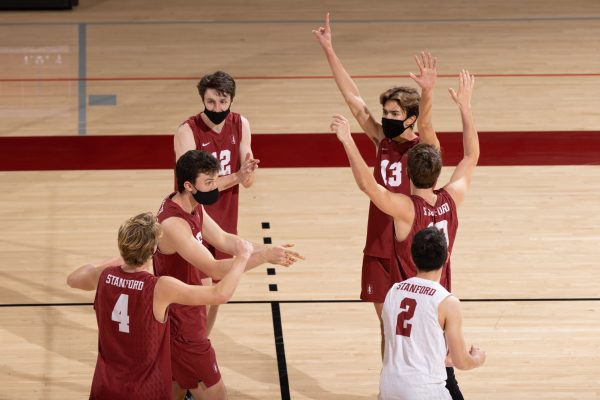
392 189 458 291
91 266 171 400
380 277 451 393
185 111 242 235
364 137 419 258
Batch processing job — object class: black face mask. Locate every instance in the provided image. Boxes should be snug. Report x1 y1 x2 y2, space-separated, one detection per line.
192 187 219 205
382 117 410 139
203 108 230 125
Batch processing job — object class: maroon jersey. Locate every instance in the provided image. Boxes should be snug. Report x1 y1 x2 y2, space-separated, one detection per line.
364 137 420 258
153 193 210 347
185 112 242 236
392 188 458 291
91 266 171 400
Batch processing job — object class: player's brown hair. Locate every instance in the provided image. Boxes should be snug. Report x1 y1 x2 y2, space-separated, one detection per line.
117 212 161 267
176 150 221 193
407 143 442 189
197 71 236 100
379 86 420 125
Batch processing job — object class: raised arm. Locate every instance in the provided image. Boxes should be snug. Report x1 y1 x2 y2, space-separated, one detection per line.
153 240 254 321
330 114 414 223
409 51 440 149
444 70 479 207
174 122 259 192
313 13 383 145
440 295 486 370
66 256 124 291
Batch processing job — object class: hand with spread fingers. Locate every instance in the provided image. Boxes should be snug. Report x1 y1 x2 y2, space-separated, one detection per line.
449 69 475 109
409 51 438 93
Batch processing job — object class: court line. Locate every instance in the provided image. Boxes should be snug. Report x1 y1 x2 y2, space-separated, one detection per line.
1 16 600 26
1 72 599 83
271 302 291 400
1 297 599 307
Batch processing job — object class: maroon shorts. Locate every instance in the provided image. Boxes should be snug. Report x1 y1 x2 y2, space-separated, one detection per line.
171 338 221 389
360 255 394 303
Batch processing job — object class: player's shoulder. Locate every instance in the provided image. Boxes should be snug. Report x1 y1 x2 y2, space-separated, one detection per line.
440 294 460 309
176 121 193 135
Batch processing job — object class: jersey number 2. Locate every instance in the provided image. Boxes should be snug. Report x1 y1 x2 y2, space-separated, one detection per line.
396 297 417 337
111 294 130 333
211 150 231 175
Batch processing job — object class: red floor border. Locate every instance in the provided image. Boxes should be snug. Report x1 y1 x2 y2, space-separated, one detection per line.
0 132 599 171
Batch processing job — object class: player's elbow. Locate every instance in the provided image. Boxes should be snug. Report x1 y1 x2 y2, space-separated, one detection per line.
66 274 77 288
212 289 233 305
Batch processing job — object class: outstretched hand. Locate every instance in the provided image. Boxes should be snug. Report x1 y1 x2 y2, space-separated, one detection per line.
448 69 475 109
330 114 352 143
312 12 332 50
265 244 305 267
409 51 437 91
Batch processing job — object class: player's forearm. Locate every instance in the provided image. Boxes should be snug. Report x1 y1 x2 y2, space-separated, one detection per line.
323 47 362 105
459 105 479 164
451 350 483 371
216 173 240 191
212 257 247 303
417 89 439 149
340 136 377 195
241 172 256 188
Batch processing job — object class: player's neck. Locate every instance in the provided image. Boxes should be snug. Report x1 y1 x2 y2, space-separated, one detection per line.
412 187 437 206
121 261 151 274
393 128 417 143
172 192 196 214
415 270 442 283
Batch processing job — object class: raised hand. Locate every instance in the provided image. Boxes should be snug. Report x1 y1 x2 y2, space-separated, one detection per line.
330 114 352 143
312 12 333 50
409 51 437 92
265 244 305 267
237 153 260 183
448 69 475 109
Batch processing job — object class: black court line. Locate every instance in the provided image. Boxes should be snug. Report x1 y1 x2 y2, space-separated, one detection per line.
1 297 600 308
271 302 291 400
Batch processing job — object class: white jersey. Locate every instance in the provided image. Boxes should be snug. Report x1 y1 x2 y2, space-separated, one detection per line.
379 277 452 400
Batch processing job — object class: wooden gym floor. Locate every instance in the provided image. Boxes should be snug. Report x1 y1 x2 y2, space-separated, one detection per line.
1 1 599 399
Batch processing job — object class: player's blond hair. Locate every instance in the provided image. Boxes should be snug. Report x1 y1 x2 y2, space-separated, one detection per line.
117 212 161 267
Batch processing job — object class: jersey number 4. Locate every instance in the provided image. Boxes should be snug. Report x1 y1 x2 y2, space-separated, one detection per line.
111 293 130 333
396 297 417 337
211 150 231 176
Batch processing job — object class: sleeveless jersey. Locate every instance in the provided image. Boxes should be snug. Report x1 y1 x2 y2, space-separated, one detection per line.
153 193 209 346
364 137 419 259
379 277 452 399
91 266 171 400
392 189 458 291
185 112 242 235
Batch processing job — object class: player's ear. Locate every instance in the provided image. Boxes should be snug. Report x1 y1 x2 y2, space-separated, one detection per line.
183 181 194 192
